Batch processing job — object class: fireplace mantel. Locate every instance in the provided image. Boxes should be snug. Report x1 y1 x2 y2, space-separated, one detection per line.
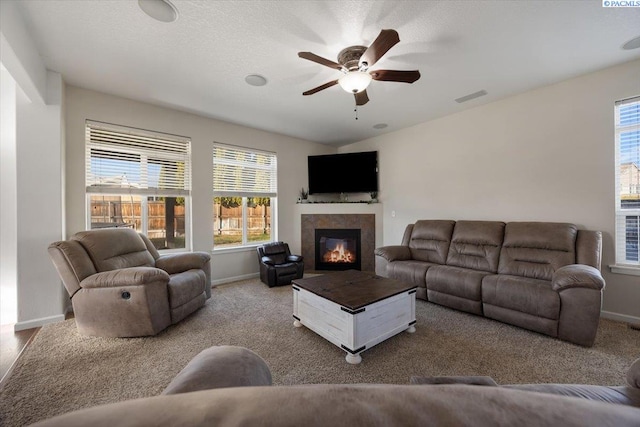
292 203 383 272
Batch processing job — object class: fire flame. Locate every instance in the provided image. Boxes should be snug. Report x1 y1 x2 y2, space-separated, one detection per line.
323 242 354 263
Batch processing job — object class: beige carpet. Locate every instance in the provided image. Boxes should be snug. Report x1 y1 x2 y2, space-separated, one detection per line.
1 278 638 426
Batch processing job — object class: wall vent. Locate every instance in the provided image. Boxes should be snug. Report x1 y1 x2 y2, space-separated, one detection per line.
455 90 488 103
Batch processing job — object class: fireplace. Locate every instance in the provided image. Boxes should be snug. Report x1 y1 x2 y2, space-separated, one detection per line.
315 229 361 271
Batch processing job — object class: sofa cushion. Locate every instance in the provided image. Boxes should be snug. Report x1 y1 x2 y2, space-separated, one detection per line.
408 220 455 264
387 260 435 287
446 221 505 273
272 263 299 277
498 222 577 281
482 274 560 320
48 240 97 297
168 270 206 309
162 346 272 395
426 265 489 301
260 243 288 264
73 228 156 272
427 289 484 315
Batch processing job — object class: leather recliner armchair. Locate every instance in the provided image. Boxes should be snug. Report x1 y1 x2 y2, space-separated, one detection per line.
257 242 304 287
48 228 211 337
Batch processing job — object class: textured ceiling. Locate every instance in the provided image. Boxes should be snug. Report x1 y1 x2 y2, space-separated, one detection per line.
16 0 640 146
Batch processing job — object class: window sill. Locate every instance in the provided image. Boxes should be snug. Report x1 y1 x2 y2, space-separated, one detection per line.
212 243 270 255
158 248 188 254
609 264 640 277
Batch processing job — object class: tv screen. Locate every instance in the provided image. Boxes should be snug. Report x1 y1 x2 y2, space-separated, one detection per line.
308 151 378 194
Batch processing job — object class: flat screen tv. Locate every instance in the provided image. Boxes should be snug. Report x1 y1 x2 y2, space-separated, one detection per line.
308 151 378 194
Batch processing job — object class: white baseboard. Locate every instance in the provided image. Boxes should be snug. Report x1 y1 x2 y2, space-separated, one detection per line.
211 273 259 287
601 310 640 325
14 314 65 331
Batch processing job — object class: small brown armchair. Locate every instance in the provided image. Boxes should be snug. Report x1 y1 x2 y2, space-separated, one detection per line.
48 228 211 337
256 242 304 287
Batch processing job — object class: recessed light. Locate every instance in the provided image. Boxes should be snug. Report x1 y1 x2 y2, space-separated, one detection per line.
373 123 388 129
455 90 488 104
245 74 268 87
622 36 640 50
138 0 178 23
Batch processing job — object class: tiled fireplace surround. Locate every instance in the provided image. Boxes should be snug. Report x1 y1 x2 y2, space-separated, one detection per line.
294 203 383 272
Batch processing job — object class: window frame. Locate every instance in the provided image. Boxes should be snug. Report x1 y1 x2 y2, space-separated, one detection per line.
85 120 192 252
613 96 640 275
212 143 277 251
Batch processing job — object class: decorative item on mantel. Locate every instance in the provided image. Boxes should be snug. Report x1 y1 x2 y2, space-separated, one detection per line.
299 188 309 203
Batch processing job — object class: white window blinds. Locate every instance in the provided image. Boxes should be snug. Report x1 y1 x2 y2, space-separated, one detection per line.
213 144 277 197
86 121 191 196
614 96 640 266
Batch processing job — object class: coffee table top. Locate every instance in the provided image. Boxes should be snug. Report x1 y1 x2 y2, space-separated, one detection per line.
292 270 416 311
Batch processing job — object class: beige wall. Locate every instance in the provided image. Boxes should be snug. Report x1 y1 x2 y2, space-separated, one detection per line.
2 2 66 329
340 59 640 322
65 86 334 282
15 72 65 328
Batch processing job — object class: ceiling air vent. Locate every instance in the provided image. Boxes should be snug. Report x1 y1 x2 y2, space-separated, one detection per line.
455 90 488 104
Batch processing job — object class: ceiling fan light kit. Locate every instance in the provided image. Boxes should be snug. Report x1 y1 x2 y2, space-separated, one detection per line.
338 71 372 94
298 29 420 108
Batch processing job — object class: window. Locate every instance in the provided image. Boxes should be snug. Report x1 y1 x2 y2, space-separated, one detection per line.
212 144 277 249
85 121 191 251
615 97 640 267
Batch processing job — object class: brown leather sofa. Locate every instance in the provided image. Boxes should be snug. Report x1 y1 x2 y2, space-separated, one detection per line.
48 228 211 337
31 347 640 427
375 220 605 346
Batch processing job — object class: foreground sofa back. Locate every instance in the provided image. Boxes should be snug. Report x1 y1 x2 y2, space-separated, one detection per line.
411 357 640 407
49 228 212 337
375 220 605 346
31 347 640 427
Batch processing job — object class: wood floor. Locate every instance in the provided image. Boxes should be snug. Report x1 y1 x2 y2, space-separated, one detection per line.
0 324 39 388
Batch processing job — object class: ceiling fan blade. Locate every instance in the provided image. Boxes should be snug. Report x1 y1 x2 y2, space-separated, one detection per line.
298 52 343 70
359 29 400 68
302 79 339 96
354 90 369 106
370 69 421 83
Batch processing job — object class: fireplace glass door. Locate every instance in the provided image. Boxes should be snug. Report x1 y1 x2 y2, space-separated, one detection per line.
315 229 361 271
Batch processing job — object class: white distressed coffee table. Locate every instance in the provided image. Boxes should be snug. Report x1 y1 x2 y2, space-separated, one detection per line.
292 270 416 364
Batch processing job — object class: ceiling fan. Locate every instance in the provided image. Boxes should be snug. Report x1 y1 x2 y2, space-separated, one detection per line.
298 29 420 107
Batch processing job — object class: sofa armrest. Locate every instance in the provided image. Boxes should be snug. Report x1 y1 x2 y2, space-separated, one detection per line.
374 245 411 262
80 267 169 289
552 265 605 292
162 346 272 395
261 256 275 266
287 255 303 263
155 252 211 275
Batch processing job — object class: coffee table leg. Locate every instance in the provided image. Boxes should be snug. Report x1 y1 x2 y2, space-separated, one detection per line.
293 320 302 327
406 325 416 333
345 352 362 364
